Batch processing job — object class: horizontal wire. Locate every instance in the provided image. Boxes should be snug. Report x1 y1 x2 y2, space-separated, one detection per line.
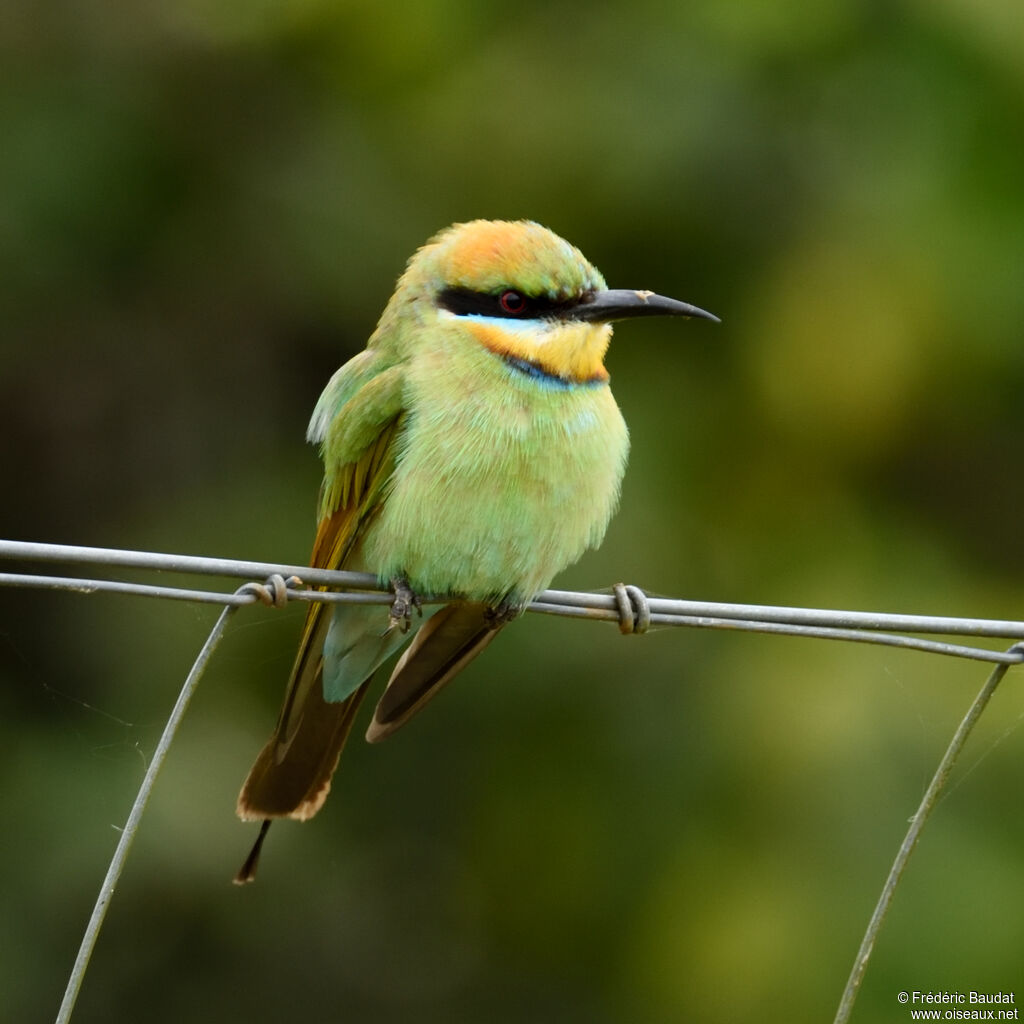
538 588 1024 640
2 539 1023 665
0 539 379 589
0 572 394 607
527 603 1024 664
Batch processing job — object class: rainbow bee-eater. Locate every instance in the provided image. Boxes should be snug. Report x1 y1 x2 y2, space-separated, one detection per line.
235 220 717 882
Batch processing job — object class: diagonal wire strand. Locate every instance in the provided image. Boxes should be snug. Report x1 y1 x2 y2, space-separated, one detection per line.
832 647 1019 1023
55 596 242 1023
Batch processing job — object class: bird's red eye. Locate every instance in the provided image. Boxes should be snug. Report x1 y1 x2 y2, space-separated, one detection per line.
499 290 527 315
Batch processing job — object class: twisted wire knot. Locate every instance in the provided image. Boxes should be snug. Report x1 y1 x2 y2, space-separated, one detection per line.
613 583 651 635
240 574 303 609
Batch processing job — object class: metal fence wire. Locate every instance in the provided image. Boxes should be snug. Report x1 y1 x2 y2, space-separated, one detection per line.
4 538 1024 661
0 538 1020 1024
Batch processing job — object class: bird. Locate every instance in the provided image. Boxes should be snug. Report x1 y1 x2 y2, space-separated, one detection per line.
234 219 717 882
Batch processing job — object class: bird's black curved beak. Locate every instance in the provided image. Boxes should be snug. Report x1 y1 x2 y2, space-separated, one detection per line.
572 289 720 324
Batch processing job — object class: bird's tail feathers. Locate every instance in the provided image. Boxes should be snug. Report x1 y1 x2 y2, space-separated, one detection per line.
366 602 502 743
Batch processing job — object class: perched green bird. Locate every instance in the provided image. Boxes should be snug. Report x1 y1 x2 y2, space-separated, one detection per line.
235 220 716 882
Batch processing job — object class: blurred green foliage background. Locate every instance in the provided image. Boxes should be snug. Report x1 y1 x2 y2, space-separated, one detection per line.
3 1 1024 1020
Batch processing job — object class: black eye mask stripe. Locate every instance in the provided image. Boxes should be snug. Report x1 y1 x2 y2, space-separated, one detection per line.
437 287 592 321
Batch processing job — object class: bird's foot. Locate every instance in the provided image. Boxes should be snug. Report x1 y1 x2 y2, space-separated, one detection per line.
388 575 422 634
485 597 526 628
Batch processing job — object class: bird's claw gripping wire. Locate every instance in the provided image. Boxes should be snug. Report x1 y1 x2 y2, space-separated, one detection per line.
240 574 303 609
613 583 651 635
388 575 422 633
485 597 527 627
